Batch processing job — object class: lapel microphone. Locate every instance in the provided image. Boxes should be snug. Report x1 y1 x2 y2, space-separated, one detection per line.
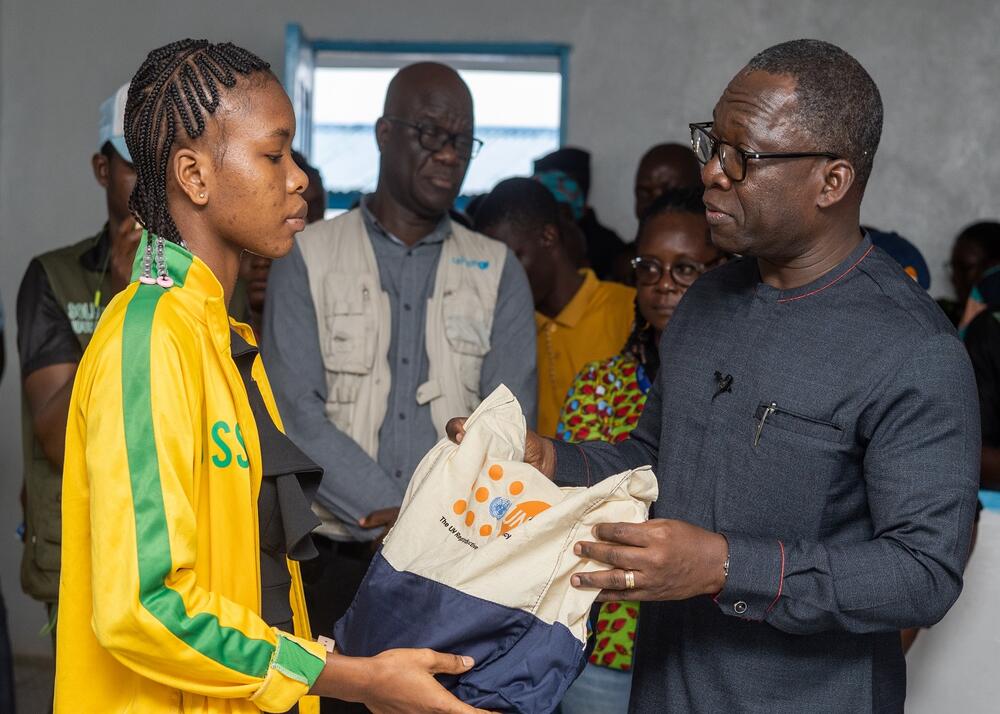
713 371 733 400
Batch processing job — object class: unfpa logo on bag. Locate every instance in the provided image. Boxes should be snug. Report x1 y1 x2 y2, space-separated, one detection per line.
452 464 551 539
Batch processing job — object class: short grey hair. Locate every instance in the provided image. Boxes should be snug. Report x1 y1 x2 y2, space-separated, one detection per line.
745 39 883 191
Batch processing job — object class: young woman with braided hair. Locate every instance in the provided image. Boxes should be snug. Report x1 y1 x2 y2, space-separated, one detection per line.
555 188 725 714
54 39 486 714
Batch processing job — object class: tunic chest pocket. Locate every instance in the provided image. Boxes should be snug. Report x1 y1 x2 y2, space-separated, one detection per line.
730 402 848 539
322 272 379 375
442 288 491 393
754 402 845 446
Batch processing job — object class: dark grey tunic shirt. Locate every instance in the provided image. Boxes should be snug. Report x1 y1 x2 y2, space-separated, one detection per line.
262 199 537 541
554 236 980 713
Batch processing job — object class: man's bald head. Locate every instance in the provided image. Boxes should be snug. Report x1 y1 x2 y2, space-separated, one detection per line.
383 62 473 118
374 62 475 222
634 143 702 219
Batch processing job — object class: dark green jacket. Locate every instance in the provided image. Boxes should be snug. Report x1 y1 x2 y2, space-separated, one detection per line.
21 230 112 603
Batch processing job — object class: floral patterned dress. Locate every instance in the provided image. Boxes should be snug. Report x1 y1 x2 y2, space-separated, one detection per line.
557 353 652 671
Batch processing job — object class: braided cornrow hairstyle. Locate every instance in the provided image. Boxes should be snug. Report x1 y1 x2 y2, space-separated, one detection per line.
124 39 272 245
622 187 710 380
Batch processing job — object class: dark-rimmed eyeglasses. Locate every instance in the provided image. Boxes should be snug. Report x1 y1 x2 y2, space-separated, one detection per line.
631 256 710 288
689 122 839 182
383 115 483 160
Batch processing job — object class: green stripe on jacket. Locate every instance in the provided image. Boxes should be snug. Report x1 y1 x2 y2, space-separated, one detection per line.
120 278 275 678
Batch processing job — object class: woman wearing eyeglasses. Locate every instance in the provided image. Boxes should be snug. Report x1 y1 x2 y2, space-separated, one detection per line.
556 188 725 714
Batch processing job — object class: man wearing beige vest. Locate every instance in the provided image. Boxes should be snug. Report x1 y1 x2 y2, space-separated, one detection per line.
263 63 536 712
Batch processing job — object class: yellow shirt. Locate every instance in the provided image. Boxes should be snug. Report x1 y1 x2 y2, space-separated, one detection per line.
535 270 635 437
56 236 324 713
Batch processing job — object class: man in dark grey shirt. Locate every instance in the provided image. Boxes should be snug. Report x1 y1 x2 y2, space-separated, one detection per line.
263 63 535 709
451 41 979 713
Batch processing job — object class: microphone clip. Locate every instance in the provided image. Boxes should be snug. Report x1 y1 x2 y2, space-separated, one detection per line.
713 371 733 400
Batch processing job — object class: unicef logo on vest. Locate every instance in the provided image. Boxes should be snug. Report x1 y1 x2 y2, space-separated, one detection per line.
451 256 490 270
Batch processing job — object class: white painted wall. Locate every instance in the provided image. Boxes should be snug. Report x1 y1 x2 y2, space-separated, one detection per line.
906 510 1000 713
1 0 997 669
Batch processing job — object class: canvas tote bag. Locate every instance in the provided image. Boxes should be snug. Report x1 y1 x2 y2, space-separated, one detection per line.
334 385 657 713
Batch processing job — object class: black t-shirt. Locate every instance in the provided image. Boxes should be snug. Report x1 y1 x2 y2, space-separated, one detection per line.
229 330 321 634
965 309 1000 447
16 230 109 378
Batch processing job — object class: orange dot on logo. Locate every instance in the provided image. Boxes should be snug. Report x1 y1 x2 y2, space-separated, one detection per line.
465 511 475 527
509 481 524 496
475 487 489 503
480 525 493 537
489 464 504 480
453 499 467 515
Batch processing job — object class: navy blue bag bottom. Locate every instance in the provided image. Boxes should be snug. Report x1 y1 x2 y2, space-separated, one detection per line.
334 551 587 714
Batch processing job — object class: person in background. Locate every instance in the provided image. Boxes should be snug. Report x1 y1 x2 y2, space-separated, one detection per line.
865 227 931 290
533 169 591 270
945 220 1000 327
611 143 705 285
534 147 627 280
474 177 634 438
632 143 702 221
961 296 1000 650
557 188 725 714
238 150 326 338
16 83 142 630
963 296 1000 493
951 221 1000 330
263 65 536 712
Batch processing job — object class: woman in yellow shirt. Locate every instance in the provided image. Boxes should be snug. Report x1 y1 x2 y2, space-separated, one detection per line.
55 39 486 714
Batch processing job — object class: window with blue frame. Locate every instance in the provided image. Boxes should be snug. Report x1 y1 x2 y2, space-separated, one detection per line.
285 28 569 215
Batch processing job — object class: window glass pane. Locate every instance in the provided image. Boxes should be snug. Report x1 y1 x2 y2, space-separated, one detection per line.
312 61 562 203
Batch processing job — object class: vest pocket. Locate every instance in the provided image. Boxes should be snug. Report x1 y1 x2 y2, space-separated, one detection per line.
322 273 378 376
28 458 62 572
442 289 492 399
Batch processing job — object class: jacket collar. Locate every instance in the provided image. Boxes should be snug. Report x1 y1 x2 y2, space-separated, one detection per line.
130 233 251 351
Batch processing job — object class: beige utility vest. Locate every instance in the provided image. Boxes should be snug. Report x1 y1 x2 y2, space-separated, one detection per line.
297 209 507 536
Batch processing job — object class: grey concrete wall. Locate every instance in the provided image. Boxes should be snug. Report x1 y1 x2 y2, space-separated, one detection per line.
1 0 998 658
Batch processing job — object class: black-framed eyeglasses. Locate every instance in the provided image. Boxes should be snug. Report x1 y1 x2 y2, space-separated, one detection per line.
383 115 483 160
631 255 710 288
689 122 840 182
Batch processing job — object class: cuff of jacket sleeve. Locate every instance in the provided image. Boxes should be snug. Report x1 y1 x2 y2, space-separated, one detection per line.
715 533 785 621
552 440 591 487
249 631 327 712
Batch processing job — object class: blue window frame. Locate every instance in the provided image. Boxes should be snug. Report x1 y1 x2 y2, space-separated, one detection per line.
284 24 570 213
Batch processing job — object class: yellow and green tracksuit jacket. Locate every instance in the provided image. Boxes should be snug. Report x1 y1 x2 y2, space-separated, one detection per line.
55 236 326 713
